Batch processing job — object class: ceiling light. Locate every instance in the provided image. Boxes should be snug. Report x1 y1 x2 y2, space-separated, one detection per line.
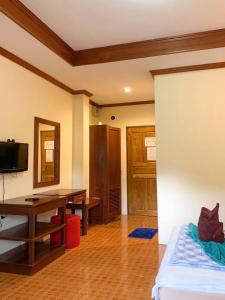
124 87 132 93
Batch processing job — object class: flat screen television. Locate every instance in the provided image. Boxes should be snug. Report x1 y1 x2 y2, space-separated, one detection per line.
0 142 28 173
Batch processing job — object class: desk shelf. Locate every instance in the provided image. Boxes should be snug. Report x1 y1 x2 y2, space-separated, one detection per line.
0 241 64 275
0 222 65 242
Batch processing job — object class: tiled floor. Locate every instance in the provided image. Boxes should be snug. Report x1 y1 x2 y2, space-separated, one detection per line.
0 216 164 300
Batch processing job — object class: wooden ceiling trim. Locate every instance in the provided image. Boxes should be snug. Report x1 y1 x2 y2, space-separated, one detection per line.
96 100 155 108
89 100 100 107
0 46 93 98
150 62 225 76
2 2 225 66
72 89 93 97
74 28 225 66
0 0 75 65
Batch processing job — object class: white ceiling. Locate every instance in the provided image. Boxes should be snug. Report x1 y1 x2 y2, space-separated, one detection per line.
1 1 225 104
21 0 225 50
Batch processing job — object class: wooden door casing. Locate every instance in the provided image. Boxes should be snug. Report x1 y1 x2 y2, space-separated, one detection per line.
127 126 157 216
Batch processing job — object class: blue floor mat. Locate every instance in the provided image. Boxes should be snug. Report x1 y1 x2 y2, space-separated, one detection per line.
128 228 158 240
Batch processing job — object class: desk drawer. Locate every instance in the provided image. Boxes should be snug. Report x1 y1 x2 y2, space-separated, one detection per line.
73 193 86 203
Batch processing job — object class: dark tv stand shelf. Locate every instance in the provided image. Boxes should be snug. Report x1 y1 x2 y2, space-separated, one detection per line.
0 195 66 275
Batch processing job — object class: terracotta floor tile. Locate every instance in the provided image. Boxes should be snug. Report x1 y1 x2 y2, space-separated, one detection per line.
0 216 164 300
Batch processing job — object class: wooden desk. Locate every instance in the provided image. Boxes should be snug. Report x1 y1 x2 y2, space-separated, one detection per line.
36 189 87 235
0 195 66 275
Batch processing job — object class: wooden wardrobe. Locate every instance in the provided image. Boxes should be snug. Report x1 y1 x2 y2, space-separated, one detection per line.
89 125 121 223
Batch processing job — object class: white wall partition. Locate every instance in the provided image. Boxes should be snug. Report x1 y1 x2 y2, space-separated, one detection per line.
155 68 225 244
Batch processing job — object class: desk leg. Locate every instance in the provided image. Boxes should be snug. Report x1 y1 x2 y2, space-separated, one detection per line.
68 196 76 214
28 242 35 266
28 214 35 265
58 206 66 245
82 201 87 236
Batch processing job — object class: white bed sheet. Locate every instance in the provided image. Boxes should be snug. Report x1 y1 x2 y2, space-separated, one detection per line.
152 227 225 300
159 287 225 300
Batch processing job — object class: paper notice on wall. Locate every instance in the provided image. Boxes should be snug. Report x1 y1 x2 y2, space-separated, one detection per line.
145 137 156 147
147 147 156 161
46 150 54 162
44 140 55 150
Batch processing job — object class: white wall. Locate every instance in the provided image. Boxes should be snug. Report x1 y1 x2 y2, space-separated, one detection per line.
72 94 90 194
0 55 73 253
89 104 100 125
155 68 225 244
99 104 155 214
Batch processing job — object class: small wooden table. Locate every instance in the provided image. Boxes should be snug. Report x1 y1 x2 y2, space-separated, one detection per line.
36 189 87 235
87 197 103 224
0 195 66 275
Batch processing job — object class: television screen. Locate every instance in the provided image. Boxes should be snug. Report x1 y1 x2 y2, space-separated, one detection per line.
0 142 28 173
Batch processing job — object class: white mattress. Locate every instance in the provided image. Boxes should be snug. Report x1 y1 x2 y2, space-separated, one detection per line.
152 226 225 300
159 287 225 300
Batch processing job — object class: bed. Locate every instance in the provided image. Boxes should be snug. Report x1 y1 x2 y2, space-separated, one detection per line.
152 225 225 300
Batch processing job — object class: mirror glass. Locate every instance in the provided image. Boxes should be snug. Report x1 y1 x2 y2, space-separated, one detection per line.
34 117 60 188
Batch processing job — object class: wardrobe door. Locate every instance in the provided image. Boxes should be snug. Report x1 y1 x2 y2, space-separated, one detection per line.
107 127 121 220
89 125 107 199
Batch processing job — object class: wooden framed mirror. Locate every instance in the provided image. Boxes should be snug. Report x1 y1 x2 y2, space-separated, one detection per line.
33 117 60 188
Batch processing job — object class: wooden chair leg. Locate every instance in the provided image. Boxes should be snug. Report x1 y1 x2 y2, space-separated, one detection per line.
82 202 88 235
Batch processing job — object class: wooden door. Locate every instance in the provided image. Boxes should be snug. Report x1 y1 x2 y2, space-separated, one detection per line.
127 126 157 216
40 130 55 182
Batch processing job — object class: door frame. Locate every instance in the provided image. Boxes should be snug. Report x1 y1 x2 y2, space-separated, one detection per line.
126 125 156 215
